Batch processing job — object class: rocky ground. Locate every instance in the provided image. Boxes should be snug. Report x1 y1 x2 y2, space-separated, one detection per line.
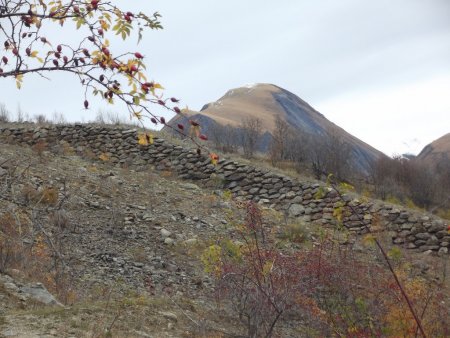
0 141 448 338
0 142 252 337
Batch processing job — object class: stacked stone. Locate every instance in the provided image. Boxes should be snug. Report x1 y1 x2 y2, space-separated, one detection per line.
0 124 448 254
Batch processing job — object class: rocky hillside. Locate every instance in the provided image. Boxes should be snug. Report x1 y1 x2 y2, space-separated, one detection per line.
417 133 450 171
166 83 385 175
0 124 448 337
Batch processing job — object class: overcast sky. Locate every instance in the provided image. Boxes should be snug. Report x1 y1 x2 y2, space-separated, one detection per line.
1 0 449 156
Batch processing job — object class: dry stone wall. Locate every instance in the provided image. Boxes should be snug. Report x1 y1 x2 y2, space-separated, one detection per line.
0 124 448 255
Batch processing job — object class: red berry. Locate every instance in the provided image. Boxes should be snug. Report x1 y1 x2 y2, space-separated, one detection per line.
97 28 104 36
63 55 68 64
82 49 90 57
134 52 144 59
99 74 105 82
12 48 18 56
150 117 157 124
84 100 89 109
53 59 59 67
160 117 166 124
2 56 8 64
199 134 208 141
26 48 31 56
174 107 181 114
170 97 179 103
40 37 47 43
55 52 61 59
57 45 62 52
177 124 184 130
189 120 199 127
158 100 165 106
73 5 80 13
88 36 95 42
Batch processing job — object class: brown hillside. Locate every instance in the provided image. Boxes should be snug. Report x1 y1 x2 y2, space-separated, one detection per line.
417 133 450 170
168 83 386 175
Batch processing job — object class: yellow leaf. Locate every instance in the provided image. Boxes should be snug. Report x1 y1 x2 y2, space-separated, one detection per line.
262 261 274 276
30 51 39 57
100 20 110 31
99 153 109 161
15 74 23 89
138 133 153 145
362 234 376 247
153 83 164 90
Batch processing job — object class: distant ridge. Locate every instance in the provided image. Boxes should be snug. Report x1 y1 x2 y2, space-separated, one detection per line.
417 133 450 171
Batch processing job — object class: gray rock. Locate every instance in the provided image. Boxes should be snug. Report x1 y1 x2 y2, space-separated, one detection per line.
20 283 63 307
159 311 178 321
288 204 305 217
164 237 174 245
180 182 200 190
160 229 171 238
415 233 431 240
438 247 448 255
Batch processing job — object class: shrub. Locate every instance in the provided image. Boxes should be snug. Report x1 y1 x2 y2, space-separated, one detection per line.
279 221 309 244
203 202 320 337
204 200 449 337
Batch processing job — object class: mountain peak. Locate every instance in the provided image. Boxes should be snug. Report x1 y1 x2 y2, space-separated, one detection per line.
167 84 385 175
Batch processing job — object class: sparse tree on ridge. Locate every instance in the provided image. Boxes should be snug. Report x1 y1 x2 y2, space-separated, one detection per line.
240 116 262 158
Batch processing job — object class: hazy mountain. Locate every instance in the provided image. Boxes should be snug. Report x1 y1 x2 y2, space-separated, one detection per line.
166 83 386 176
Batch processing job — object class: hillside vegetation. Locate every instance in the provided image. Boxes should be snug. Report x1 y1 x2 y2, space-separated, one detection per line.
0 122 448 337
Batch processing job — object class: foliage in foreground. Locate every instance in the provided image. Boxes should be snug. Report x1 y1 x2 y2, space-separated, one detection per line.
203 202 449 337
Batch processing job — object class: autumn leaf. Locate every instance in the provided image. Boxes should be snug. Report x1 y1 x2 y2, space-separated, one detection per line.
138 132 153 145
99 153 110 161
210 153 219 165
